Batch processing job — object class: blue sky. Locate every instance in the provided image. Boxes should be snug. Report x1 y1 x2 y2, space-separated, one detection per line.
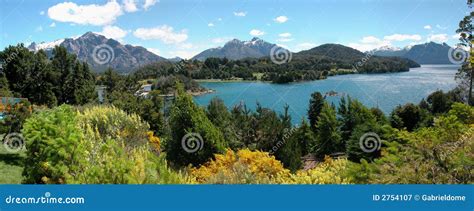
0 0 471 58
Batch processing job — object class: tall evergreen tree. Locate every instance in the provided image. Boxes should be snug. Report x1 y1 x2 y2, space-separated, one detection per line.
308 91 325 132
168 83 227 167
314 102 342 156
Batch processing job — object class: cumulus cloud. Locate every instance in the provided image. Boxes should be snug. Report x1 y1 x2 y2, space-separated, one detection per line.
234 11 247 17
348 36 391 52
49 22 56 27
384 34 422 42
133 25 188 44
277 33 293 42
169 50 199 59
249 29 265 36
294 42 317 51
97 25 129 40
143 0 158 10
208 23 214 27
274 16 288 23
123 0 138 12
212 37 233 44
424 25 432 30
47 1 122 26
436 24 448 30
428 34 448 43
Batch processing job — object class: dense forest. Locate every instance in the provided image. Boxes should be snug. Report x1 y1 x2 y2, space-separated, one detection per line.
133 44 420 84
0 1 472 184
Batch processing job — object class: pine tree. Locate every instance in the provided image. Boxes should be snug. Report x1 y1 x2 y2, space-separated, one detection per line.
308 92 325 132
314 102 342 156
168 82 227 167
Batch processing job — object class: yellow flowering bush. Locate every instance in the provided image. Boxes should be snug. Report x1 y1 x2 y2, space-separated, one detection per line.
147 131 161 153
191 149 289 184
274 156 353 184
77 106 149 148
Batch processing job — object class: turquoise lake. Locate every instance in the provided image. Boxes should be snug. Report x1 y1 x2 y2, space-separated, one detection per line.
194 65 459 125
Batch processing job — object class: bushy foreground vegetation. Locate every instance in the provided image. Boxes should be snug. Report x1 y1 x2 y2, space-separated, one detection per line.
0 1 472 184
9 88 472 184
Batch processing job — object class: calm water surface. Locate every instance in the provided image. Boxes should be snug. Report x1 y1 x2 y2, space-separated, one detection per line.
195 65 459 125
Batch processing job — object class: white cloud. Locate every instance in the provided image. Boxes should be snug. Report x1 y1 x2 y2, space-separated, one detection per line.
249 29 265 36
133 25 188 44
424 25 432 30
274 16 288 23
208 23 214 27
169 50 199 59
47 1 122 26
212 37 233 44
49 22 56 27
35 26 43 32
383 34 421 42
123 0 138 12
233 11 247 17
147 48 160 55
217 18 222 21
452 33 462 39
427 34 448 43
277 33 293 42
276 43 289 49
436 24 448 30
40 11 45 15
143 0 158 10
348 36 391 52
97 25 129 40
296 42 317 51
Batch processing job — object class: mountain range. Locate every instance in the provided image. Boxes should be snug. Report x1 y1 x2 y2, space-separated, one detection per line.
370 42 453 64
26 32 451 74
28 32 167 73
192 37 287 61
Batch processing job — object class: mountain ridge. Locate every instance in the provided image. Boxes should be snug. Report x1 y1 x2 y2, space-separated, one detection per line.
192 37 288 61
28 32 167 73
370 42 453 64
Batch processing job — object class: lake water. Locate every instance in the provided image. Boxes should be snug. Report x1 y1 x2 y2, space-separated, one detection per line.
194 65 459 125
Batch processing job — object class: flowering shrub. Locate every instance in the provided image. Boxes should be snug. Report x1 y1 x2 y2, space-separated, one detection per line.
147 131 161 153
274 156 352 184
191 149 289 184
22 105 190 184
77 106 149 148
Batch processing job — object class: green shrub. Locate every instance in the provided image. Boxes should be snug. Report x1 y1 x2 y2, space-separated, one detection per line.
22 105 190 184
22 105 85 184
